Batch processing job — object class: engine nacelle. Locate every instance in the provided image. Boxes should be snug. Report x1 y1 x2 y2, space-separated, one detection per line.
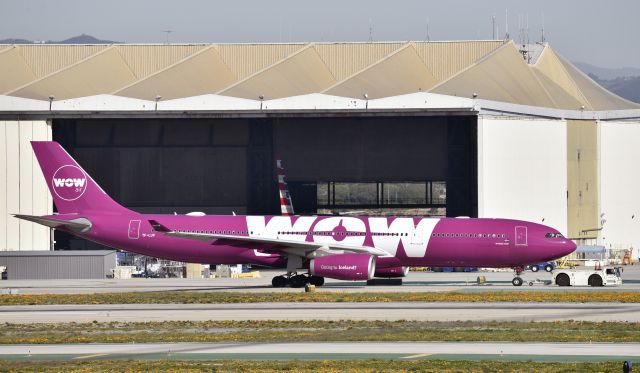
310 253 375 281
374 266 409 278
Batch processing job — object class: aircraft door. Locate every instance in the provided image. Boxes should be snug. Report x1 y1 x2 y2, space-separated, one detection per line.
411 229 423 245
128 220 141 239
515 226 527 246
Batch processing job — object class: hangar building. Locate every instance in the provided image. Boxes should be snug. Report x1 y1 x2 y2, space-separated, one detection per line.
0 40 639 259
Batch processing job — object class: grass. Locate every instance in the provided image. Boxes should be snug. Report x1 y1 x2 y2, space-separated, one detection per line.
2 320 639 344
1 290 640 305
0 359 628 372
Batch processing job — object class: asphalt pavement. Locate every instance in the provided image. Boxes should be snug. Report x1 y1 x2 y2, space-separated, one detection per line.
2 266 639 294
0 342 638 362
1 302 639 323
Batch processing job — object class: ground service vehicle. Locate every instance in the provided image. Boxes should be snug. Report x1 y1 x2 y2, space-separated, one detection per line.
553 267 623 287
527 261 555 272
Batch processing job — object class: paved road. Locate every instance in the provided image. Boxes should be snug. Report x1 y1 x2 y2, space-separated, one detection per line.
0 342 638 362
2 267 639 294
2 302 639 323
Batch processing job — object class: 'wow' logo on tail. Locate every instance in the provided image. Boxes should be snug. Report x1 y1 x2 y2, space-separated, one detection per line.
52 165 88 201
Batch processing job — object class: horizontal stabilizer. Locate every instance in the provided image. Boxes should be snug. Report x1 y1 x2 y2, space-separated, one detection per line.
149 220 171 232
13 214 92 233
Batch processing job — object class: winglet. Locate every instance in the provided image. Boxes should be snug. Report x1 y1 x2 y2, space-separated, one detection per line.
149 220 171 232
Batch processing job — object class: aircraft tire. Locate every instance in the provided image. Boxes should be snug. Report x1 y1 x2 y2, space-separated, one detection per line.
309 275 325 286
588 274 603 287
290 274 308 288
272 275 288 288
556 273 570 286
512 277 523 286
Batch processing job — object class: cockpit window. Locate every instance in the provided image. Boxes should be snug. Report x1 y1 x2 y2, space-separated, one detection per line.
545 233 564 238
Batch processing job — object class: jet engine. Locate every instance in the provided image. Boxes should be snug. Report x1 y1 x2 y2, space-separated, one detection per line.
374 266 410 278
309 253 375 281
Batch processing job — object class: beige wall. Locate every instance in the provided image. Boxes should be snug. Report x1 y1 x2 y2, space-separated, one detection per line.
0 120 52 251
566 120 599 241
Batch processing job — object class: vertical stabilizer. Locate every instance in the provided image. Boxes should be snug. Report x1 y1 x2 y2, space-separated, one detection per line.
276 155 295 216
31 141 130 214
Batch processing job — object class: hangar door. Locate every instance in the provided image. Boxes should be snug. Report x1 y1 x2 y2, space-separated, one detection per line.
274 116 476 217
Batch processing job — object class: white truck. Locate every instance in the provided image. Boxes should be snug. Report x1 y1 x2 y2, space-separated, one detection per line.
553 266 623 287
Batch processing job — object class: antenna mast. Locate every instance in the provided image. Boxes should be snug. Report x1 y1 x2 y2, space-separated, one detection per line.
162 30 172 44
492 15 496 39
541 12 546 42
425 18 431 41
505 9 509 39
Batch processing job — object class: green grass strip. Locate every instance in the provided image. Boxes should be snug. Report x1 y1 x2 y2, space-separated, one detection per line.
2 320 639 344
1 290 640 305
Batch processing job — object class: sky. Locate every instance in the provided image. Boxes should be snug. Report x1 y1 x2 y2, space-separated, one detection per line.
1 0 639 68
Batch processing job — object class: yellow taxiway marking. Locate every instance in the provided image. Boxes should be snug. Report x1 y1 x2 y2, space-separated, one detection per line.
73 353 109 360
401 353 432 359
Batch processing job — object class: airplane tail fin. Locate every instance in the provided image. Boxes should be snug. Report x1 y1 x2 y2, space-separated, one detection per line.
276 155 294 216
31 141 130 214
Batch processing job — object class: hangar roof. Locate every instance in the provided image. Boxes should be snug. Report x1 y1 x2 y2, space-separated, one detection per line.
0 40 637 111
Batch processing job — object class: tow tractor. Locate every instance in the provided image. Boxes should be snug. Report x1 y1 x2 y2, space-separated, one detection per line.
552 266 623 287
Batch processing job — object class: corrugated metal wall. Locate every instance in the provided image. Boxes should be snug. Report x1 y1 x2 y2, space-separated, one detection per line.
413 41 504 82
566 120 598 240
314 42 403 81
0 120 52 251
116 44 207 79
19 44 108 78
0 251 116 279
218 43 304 80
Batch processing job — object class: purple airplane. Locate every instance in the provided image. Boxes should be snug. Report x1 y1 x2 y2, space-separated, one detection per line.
15 141 576 287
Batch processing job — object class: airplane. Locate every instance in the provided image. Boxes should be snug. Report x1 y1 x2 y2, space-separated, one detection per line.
14 141 576 287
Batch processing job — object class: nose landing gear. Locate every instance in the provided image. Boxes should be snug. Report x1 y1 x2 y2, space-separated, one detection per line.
271 273 325 288
511 266 525 286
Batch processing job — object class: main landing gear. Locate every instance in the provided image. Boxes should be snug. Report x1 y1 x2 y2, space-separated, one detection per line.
271 273 325 288
511 266 525 286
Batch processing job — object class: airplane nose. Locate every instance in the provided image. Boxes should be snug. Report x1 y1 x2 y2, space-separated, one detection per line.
562 240 577 256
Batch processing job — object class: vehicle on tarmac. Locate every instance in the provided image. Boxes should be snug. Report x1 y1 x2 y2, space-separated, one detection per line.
553 266 623 287
15 141 577 288
526 261 555 272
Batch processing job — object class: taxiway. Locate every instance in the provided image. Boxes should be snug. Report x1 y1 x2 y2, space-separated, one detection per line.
1 301 639 323
0 342 638 362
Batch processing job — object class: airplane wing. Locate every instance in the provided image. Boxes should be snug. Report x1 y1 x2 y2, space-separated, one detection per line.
13 214 92 233
149 220 388 258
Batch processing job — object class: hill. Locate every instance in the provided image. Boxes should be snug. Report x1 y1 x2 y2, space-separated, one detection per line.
575 62 640 80
592 75 640 104
0 34 118 44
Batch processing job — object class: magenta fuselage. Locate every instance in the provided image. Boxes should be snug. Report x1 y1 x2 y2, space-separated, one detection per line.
52 212 576 269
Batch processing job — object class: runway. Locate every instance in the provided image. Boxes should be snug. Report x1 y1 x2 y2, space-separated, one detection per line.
2 302 639 323
0 342 638 362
